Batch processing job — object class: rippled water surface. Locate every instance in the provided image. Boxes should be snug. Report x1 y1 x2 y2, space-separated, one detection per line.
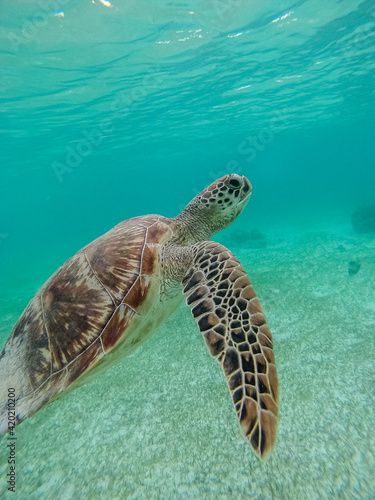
0 1 374 498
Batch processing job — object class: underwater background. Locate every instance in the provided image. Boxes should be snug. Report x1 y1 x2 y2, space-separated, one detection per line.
0 0 374 498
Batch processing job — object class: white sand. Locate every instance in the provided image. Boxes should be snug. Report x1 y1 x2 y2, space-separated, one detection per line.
0 224 374 499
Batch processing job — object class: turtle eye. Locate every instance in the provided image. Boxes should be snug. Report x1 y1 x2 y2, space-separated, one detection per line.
228 178 241 188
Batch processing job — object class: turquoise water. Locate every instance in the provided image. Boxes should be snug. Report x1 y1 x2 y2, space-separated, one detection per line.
1 0 374 498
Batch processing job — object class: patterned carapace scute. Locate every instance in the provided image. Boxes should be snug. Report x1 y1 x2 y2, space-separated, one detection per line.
182 241 278 459
6 215 167 397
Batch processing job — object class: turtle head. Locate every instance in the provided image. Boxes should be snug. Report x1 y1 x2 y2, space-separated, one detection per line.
176 174 252 240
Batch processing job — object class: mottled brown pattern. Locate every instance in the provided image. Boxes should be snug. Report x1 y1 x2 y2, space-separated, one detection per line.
140 244 159 275
85 219 148 305
43 251 115 371
146 219 172 244
122 276 152 310
65 338 104 385
0 214 167 433
183 241 278 459
100 304 136 351
11 295 51 392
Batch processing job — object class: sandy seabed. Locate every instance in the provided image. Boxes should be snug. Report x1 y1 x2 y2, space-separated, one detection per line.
0 222 374 499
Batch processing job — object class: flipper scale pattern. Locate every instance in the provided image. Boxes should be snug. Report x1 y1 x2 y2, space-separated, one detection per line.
183 241 279 459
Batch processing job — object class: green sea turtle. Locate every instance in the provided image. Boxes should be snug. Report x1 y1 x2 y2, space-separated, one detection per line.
0 174 278 458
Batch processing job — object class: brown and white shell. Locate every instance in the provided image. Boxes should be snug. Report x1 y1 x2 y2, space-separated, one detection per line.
0 215 178 429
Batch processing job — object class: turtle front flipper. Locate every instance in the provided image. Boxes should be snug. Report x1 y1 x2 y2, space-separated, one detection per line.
182 241 278 459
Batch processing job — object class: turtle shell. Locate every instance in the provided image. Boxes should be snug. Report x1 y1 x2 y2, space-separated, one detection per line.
0 215 173 426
